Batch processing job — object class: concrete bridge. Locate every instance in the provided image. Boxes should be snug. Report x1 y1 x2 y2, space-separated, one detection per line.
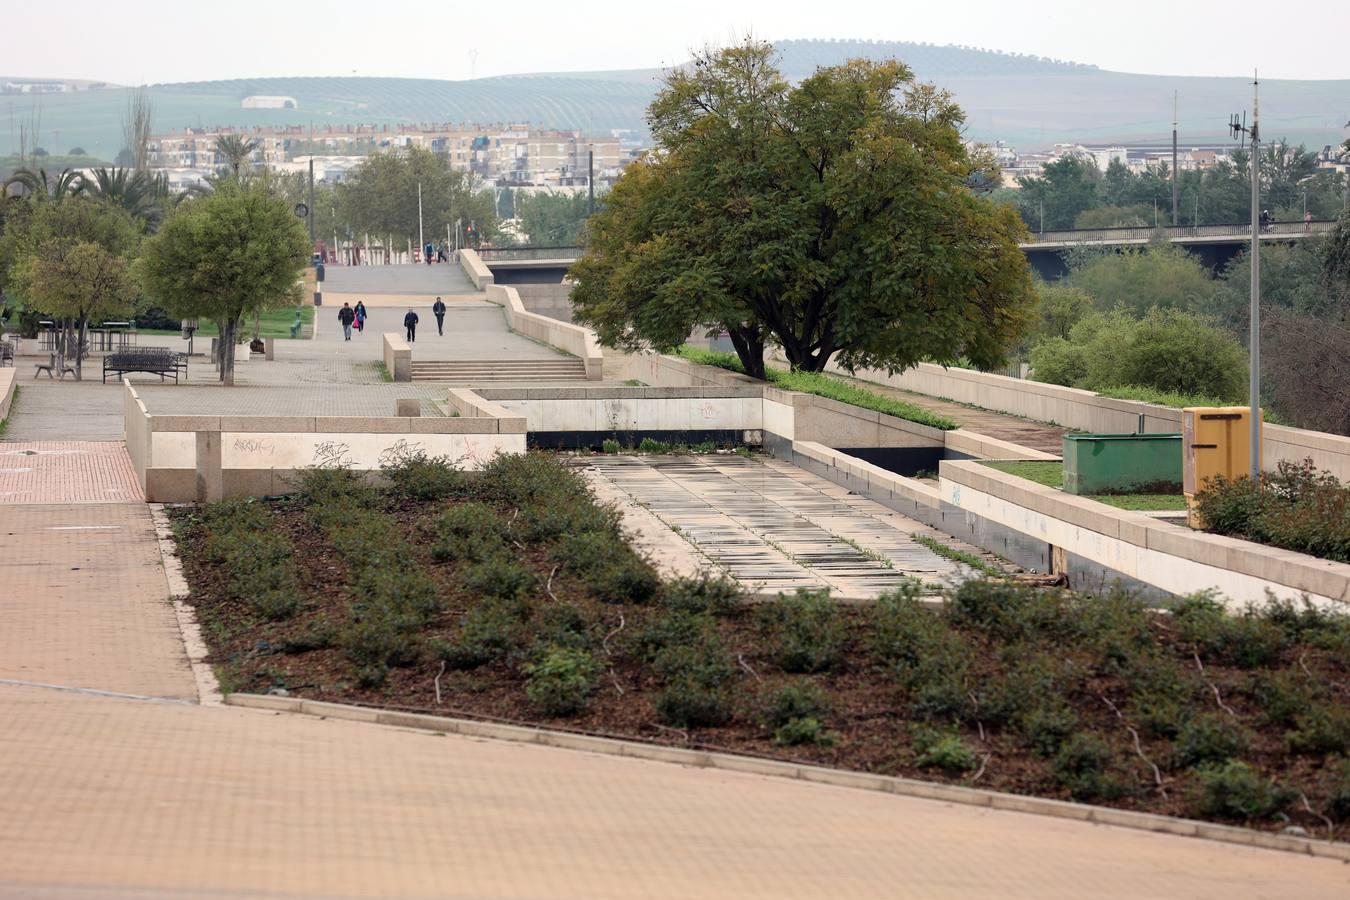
479 219 1339 283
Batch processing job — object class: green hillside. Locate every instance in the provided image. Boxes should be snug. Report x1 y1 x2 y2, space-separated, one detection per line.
2 40 1346 159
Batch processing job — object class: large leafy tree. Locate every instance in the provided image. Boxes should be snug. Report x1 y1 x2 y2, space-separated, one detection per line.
337 146 497 250
138 181 308 385
1067 244 1216 316
1 196 141 375
1014 156 1099 231
516 190 593 245
570 41 1034 379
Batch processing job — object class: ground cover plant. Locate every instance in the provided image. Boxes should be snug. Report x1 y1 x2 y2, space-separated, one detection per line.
1196 459 1350 563
174 452 1350 840
676 346 956 430
980 460 1186 511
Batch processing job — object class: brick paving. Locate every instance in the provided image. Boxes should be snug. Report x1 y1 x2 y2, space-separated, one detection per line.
0 503 194 700
0 442 141 503
2 685 1345 900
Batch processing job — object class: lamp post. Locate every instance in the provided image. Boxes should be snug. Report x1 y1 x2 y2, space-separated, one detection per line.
1230 78 1262 481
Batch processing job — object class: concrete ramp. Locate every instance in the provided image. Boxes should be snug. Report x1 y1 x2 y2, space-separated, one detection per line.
324 263 479 307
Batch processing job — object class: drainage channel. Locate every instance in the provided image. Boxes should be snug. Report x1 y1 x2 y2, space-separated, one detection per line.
585 455 964 598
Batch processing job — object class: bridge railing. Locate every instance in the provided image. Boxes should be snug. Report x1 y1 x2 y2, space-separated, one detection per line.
478 245 583 261
1025 220 1336 244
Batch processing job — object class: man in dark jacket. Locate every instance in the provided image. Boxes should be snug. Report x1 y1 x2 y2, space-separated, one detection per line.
432 297 447 336
338 302 355 341
404 308 419 342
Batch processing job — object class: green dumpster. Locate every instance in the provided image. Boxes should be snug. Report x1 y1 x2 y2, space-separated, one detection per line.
1062 433 1182 495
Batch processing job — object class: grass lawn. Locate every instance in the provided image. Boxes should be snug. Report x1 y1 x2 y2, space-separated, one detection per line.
676 346 957 430
140 306 315 340
980 460 1187 511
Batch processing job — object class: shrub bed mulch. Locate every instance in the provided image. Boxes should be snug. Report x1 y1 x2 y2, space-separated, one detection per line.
172 453 1350 843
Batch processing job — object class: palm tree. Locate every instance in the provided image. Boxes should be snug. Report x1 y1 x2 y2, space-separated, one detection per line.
214 134 261 178
85 167 170 231
2 167 85 201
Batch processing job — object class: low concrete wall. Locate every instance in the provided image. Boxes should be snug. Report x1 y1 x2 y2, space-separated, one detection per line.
512 283 575 322
476 385 764 436
458 248 495 290
382 333 411 382
124 384 525 502
843 361 1350 481
0 368 15 423
485 285 603 380
940 459 1350 608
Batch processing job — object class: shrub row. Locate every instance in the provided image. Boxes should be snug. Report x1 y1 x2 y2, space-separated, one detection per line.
199 499 303 621
1195 459 1350 563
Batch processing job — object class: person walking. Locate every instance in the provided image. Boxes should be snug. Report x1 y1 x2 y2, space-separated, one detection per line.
424 241 434 266
1304 210 1313 232
437 242 447 263
354 300 367 334
404 308 419 342
338 302 355 341
432 296 447 336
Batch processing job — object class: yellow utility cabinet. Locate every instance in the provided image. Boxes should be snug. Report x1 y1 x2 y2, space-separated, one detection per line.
1183 406 1263 527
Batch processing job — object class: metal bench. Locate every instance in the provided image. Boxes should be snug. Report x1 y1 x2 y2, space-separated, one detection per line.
103 349 188 384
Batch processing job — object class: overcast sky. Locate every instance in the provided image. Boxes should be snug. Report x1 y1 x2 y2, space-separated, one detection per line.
7 0 1348 83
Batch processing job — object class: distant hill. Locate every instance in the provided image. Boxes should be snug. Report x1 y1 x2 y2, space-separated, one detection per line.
2 40 1346 159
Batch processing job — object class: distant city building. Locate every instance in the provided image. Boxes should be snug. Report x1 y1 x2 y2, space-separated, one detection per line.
2 79 71 94
240 95 298 110
145 123 629 188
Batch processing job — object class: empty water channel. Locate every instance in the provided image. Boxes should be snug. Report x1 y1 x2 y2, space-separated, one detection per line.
584 454 974 599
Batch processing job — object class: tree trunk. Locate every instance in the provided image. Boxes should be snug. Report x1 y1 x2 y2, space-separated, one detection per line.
74 315 87 381
727 325 766 381
222 318 237 386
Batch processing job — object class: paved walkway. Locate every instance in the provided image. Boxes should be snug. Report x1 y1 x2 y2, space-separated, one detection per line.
3 684 1347 899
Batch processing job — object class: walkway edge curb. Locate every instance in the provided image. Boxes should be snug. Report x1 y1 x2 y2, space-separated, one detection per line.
150 503 223 706
224 692 1349 862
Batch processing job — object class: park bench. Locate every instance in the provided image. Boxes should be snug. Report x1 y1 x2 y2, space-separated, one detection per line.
103 349 188 384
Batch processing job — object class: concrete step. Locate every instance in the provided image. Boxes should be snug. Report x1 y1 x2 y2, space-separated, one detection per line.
410 357 589 383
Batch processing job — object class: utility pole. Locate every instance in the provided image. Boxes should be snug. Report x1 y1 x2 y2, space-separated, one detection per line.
308 157 316 250
1229 75 1262 481
588 148 595 215
417 181 424 261
1171 91 1179 226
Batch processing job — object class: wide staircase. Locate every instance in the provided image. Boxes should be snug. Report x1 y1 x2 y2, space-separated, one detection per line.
409 358 589 383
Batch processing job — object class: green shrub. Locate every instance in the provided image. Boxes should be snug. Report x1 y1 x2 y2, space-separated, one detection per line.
633 611 716 661
1286 705 1350 755
1071 590 1155 669
653 642 733 727
251 589 302 622
516 501 618 544
525 646 600 716
913 729 978 774
773 717 834 747
590 559 661 605
762 589 843 674
294 465 377 508
1189 761 1292 821
1327 757 1350 821
1173 714 1251 767
529 603 593 654
659 576 742 615
1052 734 1129 801
351 567 442 624
463 554 539 602
279 619 337 654
430 503 507 563
601 439 621 454
1172 594 1287 668
1018 702 1080 756
761 681 830 729
1246 669 1316 726
475 452 592 508
948 579 1070 643
1195 460 1350 564
380 446 464 501
340 606 421 678
637 437 671 453
868 585 952 666
436 601 524 670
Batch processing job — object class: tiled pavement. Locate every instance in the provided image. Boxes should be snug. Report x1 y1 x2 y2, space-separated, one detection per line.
3 684 1347 900
586 455 975 597
0 442 142 503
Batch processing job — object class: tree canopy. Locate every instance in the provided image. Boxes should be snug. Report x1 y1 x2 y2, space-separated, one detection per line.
337 146 497 248
570 41 1035 378
138 181 308 385
1066 244 1215 316
516 190 593 245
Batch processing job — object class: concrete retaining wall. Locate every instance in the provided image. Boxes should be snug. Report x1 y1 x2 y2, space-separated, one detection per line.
843 361 1350 481
0 368 15 423
939 459 1350 608
382 333 411 382
511 283 575 322
476 386 764 435
485 285 603 380
123 383 525 502
458 248 495 290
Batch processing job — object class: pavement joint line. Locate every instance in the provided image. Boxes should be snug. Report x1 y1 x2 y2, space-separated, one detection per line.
149 503 222 706
225 692 1350 863
0 678 196 706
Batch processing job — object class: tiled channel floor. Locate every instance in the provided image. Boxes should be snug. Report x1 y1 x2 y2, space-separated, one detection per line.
584 454 976 598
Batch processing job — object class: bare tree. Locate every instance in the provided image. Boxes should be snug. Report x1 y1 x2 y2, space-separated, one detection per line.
121 87 153 171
